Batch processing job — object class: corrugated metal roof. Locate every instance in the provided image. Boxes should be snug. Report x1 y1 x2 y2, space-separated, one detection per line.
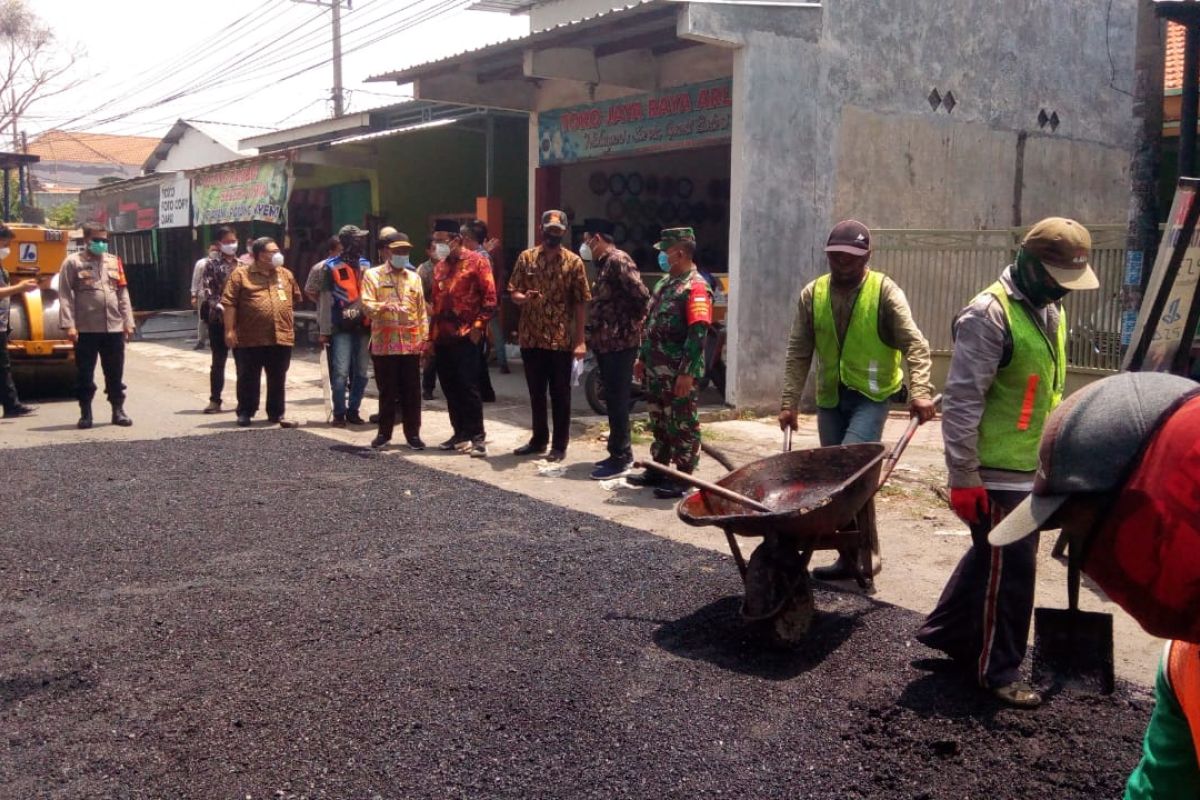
367 0 669 85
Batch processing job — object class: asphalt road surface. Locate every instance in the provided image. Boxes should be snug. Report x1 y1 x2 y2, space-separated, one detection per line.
1 432 1151 799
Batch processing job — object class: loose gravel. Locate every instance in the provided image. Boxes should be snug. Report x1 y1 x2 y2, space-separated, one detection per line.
0 431 1152 799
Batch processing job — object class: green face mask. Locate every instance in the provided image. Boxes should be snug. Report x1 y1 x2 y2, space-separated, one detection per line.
88 240 108 256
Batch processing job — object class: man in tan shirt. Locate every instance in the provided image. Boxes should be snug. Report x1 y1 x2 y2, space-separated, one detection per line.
222 237 303 428
58 222 137 429
778 220 935 581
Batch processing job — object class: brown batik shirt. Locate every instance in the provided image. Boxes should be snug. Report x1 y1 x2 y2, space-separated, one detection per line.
221 263 303 348
508 244 591 351
588 247 650 353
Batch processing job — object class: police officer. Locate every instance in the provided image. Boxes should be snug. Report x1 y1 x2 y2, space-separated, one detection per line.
917 217 1098 708
628 227 712 499
58 222 136 429
778 219 935 581
0 223 38 418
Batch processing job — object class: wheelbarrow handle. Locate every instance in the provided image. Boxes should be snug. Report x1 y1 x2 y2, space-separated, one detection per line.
634 461 773 513
878 393 943 488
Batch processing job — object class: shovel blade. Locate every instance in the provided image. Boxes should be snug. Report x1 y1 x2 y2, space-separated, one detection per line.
1032 607 1115 695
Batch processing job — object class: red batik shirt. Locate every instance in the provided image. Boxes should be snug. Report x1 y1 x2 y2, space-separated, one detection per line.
429 248 498 342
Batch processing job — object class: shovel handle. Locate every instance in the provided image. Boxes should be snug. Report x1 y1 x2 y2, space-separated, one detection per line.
878 393 942 487
634 461 773 513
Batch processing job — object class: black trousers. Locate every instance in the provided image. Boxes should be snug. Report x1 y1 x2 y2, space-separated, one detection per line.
208 321 231 403
234 345 292 420
521 347 573 451
372 354 422 441
0 331 21 412
916 490 1037 688
435 337 485 443
597 347 637 460
478 339 496 402
75 332 126 404
422 352 438 395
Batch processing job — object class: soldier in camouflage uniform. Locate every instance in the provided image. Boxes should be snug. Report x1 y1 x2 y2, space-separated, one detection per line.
628 227 713 499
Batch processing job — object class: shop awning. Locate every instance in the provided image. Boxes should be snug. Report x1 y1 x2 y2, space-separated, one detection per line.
366 0 690 110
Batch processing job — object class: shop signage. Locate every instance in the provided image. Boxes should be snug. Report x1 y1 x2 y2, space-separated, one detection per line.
77 178 163 233
192 160 289 226
158 177 191 228
537 78 733 166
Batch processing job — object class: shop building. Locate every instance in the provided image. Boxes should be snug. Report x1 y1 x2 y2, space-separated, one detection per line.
370 0 1139 406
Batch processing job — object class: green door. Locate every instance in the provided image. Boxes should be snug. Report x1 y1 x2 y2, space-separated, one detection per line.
330 181 372 231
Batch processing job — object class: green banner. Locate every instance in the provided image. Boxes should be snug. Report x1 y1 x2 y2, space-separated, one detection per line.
192 160 289 225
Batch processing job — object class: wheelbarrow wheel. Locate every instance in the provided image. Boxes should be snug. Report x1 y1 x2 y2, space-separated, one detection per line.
770 583 815 647
742 536 814 647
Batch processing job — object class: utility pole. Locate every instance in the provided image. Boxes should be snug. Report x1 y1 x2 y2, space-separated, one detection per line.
290 0 351 118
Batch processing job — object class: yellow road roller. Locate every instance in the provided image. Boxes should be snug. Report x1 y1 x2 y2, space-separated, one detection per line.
3 224 74 375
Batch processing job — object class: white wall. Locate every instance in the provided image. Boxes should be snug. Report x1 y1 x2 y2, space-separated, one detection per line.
153 127 244 173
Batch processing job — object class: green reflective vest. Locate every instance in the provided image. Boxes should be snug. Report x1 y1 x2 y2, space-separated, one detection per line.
976 281 1067 471
813 271 903 408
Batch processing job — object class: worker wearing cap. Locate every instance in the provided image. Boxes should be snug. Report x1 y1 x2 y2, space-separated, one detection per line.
582 217 650 480
917 217 1099 708
981 371 1200 793
361 231 428 451
317 224 372 427
779 220 936 580
509 210 591 462
628 227 712 499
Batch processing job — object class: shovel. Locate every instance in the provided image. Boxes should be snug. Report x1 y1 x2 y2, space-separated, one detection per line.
1031 542 1115 694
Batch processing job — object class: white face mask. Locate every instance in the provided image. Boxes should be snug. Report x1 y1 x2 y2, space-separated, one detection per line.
390 254 410 269
579 243 593 262
220 242 237 256
434 242 450 261
270 252 285 268
0 247 9 259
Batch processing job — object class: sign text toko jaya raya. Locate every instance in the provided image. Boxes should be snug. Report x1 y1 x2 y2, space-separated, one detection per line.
537 79 732 166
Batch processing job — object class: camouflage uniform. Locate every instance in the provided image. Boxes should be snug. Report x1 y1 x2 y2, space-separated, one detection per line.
639 263 712 473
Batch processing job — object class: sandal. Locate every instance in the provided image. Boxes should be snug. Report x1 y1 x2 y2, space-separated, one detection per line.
993 681 1042 709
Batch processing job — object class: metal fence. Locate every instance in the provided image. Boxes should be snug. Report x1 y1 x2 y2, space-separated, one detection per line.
872 225 1126 372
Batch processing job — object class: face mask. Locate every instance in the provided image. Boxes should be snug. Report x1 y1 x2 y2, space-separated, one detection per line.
270 252 285 268
1014 249 1068 307
0 247 9 259
658 251 670 272
220 243 237 256
390 254 411 269
543 233 563 248
579 243 593 262
89 240 108 256
434 242 450 260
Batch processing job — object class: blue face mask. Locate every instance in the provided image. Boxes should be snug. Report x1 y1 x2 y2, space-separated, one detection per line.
657 251 670 272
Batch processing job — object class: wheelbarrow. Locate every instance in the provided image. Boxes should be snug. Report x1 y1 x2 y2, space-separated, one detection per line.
637 399 938 645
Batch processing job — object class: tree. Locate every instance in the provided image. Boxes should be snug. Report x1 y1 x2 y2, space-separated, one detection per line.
46 198 75 228
0 0 81 148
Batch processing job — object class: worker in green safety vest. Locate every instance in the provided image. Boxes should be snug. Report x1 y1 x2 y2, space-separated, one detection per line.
916 216 1098 709
779 220 936 583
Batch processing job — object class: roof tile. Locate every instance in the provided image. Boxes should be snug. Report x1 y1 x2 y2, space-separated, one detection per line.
26 130 160 166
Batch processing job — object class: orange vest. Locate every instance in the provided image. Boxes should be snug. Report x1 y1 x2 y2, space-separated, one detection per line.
1166 639 1200 761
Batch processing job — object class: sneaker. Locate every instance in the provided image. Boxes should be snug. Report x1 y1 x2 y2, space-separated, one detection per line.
627 469 665 487
2 403 36 418
590 459 633 480
346 411 366 425
438 436 464 451
653 480 690 500
236 415 251 428
468 440 488 458
330 415 347 428
370 435 390 449
203 400 222 414
270 417 300 429
406 437 427 451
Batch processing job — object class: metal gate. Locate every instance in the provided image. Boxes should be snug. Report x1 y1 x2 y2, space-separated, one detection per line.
872 225 1126 372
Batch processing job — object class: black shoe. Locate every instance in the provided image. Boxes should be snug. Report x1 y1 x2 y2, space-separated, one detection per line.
330 415 347 428
369 413 380 424
203 400 222 414
2 403 36 418
370 435 390 449
422 390 435 401
627 469 665 487
545 449 566 463
346 411 366 425
513 441 548 457
482 391 497 403
590 459 633 480
406 437 427 451
77 402 93 429
653 480 689 500
438 436 464 451
468 440 488 458
236 415 252 427
111 405 133 427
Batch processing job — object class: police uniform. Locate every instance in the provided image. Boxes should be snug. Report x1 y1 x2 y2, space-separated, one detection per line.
631 228 712 497
58 247 136 428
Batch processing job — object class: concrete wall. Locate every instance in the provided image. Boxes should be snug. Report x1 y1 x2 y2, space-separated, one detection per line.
153 127 243 173
682 0 1137 408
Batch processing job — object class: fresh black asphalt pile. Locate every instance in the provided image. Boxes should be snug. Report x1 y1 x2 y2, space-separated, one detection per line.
0 432 1152 799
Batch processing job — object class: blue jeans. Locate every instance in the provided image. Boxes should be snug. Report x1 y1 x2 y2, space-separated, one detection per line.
816 384 890 446
329 330 370 417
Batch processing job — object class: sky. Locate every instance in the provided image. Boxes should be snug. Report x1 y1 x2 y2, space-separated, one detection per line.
26 0 530 143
